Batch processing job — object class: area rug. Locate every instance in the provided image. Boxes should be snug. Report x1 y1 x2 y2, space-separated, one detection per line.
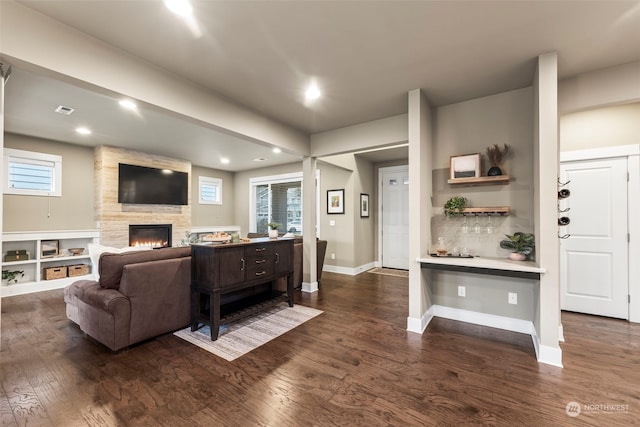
174 304 323 361
367 267 409 278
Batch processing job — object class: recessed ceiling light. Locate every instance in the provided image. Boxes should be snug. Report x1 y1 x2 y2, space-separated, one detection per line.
75 127 91 135
252 157 267 162
221 158 230 164
272 148 281 154
119 99 137 110
164 0 192 17
54 105 75 115
305 82 321 101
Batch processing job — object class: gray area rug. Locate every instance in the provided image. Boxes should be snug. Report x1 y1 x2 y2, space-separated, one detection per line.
174 304 323 361
367 267 409 278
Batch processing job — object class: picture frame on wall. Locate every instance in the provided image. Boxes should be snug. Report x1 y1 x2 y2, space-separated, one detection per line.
41 240 59 258
327 189 345 214
450 153 481 179
360 193 370 218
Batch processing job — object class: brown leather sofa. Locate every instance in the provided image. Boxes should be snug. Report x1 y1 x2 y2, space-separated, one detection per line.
64 247 191 351
247 234 327 287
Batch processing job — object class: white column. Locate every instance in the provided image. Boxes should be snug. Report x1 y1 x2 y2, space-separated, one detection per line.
533 52 563 367
302 157 318 293
407 89 435 333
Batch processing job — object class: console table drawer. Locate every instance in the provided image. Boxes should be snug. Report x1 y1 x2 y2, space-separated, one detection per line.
246 260 275 278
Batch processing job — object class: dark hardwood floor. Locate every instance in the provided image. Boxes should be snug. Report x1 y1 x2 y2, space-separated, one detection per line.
2 271 639 426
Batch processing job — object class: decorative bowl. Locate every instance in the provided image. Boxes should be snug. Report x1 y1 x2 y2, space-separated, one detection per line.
68 247 85 256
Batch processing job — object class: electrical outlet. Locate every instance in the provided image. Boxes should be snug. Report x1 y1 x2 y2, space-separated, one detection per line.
458 286 466 297
329 220 336 226
508 292 517 305
330 253 336 260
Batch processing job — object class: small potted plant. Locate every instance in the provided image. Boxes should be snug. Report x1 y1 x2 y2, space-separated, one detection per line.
485 143 510 176
444 196 467 218
267 222 280 239
500 232 534 261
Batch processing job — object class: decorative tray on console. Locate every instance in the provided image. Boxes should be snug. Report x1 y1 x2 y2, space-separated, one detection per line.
201 233 231 243
430 253 474 258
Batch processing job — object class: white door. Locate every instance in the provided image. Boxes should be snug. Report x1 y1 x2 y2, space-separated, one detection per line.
380 166 409 269
560 157 628 319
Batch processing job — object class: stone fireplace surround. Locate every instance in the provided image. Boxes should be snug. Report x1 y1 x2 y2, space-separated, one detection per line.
95 146 191 247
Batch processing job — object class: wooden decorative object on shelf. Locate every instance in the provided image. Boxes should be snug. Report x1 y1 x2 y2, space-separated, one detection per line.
447 175 510 185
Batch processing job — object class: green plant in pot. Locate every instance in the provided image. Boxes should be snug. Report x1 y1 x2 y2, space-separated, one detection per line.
267 222 280 238
444 196 467 218
500 232 534 261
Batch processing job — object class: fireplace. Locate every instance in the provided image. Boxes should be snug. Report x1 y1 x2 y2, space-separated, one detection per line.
129 224 172 248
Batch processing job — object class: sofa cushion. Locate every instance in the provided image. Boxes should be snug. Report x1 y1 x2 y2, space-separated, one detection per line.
99 246 191 289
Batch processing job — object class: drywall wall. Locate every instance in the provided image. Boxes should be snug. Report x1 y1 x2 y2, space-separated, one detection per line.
559 61 640 114
353 155 375 268
560 103 640 152
432 87 534 257
311 114 408 158
428 87 535 322
3 133 95 231
191 165 235 227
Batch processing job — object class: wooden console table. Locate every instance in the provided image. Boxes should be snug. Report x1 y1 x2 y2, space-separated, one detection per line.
190 238 294 340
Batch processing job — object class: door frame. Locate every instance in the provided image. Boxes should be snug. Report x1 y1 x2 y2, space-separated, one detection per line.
377 165 409 268
560 144 640 323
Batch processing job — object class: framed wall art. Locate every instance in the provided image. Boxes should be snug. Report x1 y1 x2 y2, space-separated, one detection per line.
327 189 345 214
360 193 370 218
41 240 59 258
450 153 481 179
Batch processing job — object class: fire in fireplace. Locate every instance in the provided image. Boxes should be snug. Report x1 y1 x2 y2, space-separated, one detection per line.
129 224 172 248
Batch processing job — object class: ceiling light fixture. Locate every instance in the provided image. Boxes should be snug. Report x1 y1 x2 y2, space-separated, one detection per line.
164 0 193 17
75 127 91 135
305 82 321 101
252 157 267 162
119 99 137 110
221 158 230 164
272 148 282 154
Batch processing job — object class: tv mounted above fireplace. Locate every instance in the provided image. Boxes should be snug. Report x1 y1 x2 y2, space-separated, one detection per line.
118 163 188 205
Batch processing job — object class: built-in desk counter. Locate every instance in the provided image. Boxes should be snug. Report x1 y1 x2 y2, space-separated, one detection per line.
417 255 546 280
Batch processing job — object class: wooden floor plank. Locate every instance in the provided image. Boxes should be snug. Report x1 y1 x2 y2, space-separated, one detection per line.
2 271 640 426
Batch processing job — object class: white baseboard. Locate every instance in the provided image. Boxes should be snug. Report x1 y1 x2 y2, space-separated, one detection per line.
301 281 318 293
407 305 434 334
427 305 563 367
559 323 565 342
431 305 534 335
322 261 376 276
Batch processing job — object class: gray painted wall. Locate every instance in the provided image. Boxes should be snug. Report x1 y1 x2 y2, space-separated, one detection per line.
3 133 240 234
429 87 536 321
3 133 95 231
191 165 235 227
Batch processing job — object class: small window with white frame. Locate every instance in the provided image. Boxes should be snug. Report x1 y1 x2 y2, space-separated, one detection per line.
3 148 62 197
199 176 222 205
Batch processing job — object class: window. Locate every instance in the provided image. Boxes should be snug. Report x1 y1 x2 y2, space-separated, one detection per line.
251 172 304 235
199 176 222 205
3 148 62 197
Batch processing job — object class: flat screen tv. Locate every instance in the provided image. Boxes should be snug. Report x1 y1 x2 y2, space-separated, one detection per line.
118 163 188 205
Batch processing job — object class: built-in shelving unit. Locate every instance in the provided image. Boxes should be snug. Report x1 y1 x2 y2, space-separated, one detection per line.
1 230 99 297
447 175 510 185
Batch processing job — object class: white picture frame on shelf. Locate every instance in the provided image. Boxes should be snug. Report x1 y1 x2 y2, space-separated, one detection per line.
450 153 481 179
41 240 59 258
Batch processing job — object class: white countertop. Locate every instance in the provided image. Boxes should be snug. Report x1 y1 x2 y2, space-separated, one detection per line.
417 255 546 274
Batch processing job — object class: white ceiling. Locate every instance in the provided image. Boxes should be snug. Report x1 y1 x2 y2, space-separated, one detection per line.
3 1 640 170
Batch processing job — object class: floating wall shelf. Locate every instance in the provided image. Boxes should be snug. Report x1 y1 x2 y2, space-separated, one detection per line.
447 175 510 185
446 207 511 216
